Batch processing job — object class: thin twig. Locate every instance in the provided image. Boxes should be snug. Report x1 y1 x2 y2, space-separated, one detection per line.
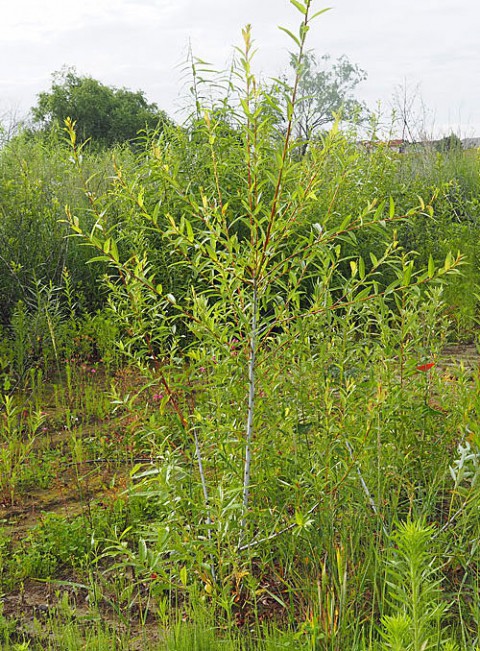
238 499 321 552
345 439 388 537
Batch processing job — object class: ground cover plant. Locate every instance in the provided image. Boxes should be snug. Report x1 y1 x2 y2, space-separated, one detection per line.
1 1 480 649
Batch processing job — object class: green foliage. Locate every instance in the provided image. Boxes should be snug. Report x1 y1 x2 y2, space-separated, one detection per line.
435 133 463 153
31 67 172 148
63 0 460 617
0 130 117 327
381 519 454 651
0 393 46 504
1 1 480 648
14 503 128 580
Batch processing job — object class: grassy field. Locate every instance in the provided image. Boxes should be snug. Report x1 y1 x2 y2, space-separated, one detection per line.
1 338 480 649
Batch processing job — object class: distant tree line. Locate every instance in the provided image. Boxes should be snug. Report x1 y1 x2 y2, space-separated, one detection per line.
20 53 368 151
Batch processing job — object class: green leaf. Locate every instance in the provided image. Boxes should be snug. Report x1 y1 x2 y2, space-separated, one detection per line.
130 464 144 478
87 255 111 264
294 510 313 529
151 202 160 225
180 565 188 587
389 196 395 218
428 254 435 278
444 251 452 271
299 24 310 38
358 256 365 280
109 238 119 263
289 0 306 14
402 263 413 286
138 538 147 564
278 26 301 46
355 286 373 301
185 219 194 243
311 7 332 20
339 214 353 231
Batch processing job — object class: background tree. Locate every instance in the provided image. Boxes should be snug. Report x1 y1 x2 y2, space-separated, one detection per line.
391 80 433 143
282 50 368 153
31 68 171 148
434 132 463 153
0 106 24 148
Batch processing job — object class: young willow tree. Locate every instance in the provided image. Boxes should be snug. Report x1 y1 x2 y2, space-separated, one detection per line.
66 0 459 588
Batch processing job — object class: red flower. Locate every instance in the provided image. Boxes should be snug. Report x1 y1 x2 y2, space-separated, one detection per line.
416 362 435 372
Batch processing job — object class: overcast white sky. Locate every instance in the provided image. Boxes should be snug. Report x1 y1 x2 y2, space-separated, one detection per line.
1 0 479 138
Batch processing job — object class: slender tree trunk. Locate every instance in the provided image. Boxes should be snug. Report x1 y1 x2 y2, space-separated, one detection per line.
240 282 258 540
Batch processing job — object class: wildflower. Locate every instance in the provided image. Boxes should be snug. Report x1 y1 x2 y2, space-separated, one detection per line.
153 393 164 402
199 366 206 374
416 362 435 372
229 338 239 357
90 368 97 374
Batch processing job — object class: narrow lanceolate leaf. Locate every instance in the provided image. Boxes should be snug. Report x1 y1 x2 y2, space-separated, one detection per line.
444 251 453 271
339 214 353 231
278 26 301 47
185 218 194 243
428 254 435 278
289 0 307 14
151 202 161 225
87 255 111 264
311 8 332 20
402 263 413 286
389 196 395 219
359 256 365 280
109 238 119 263
180 565 188 587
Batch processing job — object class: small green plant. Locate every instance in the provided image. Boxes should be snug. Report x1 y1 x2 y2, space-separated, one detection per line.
0 394 46 504
0 604 18 647
381 519 454 651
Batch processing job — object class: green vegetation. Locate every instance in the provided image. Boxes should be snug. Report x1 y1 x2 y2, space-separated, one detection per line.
1 1 480 648
31 67 171 148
